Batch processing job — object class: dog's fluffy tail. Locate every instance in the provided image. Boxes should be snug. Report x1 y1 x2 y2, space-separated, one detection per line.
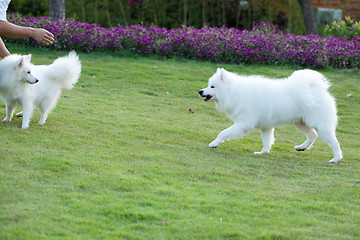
47 51 81 90
291 69 331 90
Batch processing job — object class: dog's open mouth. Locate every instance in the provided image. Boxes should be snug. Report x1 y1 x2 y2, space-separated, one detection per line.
204 94 212 101
27 79 39 84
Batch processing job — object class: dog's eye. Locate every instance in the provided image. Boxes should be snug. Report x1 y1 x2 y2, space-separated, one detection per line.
211 86 215 88
27 71 31 74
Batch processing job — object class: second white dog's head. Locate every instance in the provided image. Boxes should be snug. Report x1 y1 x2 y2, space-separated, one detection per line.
15 55 39 84
198 68 228 102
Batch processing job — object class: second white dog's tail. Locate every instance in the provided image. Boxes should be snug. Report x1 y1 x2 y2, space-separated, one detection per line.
47 51 81 90
291 69 331 91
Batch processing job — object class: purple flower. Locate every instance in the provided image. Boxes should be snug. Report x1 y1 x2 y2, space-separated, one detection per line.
6 12 359 69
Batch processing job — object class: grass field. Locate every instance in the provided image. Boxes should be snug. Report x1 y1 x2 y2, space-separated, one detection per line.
1 44 360 240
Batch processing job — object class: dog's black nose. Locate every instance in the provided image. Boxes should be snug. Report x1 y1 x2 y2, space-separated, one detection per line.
198 90 203 96
35 79 39 83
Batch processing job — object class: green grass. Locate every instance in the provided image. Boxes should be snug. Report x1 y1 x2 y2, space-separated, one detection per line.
1 44 360 240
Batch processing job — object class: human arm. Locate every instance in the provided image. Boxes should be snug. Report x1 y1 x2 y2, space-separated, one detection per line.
0 20 54 45
0 36 10 58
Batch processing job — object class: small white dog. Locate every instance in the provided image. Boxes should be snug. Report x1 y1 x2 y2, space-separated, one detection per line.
199 68 342 163
0 51 81 129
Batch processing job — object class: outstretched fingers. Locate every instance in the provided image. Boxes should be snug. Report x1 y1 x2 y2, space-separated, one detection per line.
33 29 54 45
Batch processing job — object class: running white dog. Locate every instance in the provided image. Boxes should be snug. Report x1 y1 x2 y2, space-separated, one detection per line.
199 68 342 163
0 51 81 129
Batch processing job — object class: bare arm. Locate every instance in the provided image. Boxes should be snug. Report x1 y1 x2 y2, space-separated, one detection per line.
0 20 54 45
0 36 10 58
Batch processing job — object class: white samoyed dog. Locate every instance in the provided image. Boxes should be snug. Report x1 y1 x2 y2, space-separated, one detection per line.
199 68 342 163
0 51 81 129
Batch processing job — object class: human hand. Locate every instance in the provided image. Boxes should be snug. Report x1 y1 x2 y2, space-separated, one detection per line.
33 28 54 45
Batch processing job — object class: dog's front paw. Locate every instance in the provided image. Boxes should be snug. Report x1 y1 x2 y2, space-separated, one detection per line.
254 150 269 155
2 118 11 122
328 158 340 163
209 143 217 148
294 145 306 151
209 140 222 148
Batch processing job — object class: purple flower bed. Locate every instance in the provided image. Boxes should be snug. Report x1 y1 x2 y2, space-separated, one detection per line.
7 13 360 69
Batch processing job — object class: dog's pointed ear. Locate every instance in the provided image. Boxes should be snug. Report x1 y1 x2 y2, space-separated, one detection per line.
220 68 225 81
16 57 25 69
24 54 32 63
216 68 221 76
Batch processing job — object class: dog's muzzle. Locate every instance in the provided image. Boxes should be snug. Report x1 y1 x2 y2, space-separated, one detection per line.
198 90 212 101
26 79 39 84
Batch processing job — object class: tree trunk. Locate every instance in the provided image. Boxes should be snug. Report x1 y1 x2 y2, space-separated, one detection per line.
118 0 128 25
236 1 241 28
152 0 158 26
49 0 65 20
297 0 318 35
104 0 112 27
94 0 98 24
202 0 206 26
183 0 187 26
221 0 226 26
80 0 86 22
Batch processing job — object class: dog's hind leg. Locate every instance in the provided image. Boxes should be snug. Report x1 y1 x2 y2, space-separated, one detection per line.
38 111 48 125
3 101 16 122
255 128 275 154
38 102 54 125
294 121 318 151
209 123 250 148
38 98 58 125
316 126 342 163
16 111 23 117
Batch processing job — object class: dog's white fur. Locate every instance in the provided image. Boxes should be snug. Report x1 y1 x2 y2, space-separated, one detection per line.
199 68 342 163
0 51 81 129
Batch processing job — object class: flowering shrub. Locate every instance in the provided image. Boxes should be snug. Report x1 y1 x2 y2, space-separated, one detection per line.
6 13 360 69
324 16 360 40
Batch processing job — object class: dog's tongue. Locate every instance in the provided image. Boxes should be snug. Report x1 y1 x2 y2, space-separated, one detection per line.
204 94 212 101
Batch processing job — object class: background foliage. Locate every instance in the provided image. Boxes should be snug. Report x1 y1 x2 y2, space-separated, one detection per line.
6 13 360 69
324 17 360 39
8 0 306 33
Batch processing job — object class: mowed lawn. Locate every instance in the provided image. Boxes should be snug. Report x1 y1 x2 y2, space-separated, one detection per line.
1 44 360 240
